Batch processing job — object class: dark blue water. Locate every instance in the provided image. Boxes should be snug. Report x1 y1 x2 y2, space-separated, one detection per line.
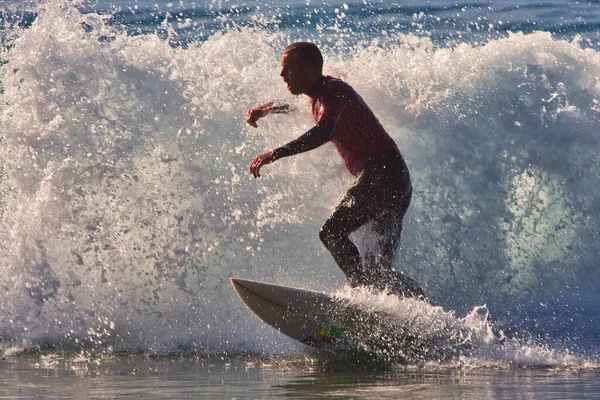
4 1 600 47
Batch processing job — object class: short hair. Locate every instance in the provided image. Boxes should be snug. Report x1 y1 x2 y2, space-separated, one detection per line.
283 42 323 74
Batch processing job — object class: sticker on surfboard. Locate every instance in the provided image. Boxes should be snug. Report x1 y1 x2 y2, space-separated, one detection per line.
303 327 345 346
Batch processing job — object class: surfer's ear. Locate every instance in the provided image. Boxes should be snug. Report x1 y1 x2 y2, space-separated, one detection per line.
301 64 320 81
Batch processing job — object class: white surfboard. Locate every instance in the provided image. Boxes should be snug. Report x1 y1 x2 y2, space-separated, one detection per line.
231 277 346 348
231 278 466 362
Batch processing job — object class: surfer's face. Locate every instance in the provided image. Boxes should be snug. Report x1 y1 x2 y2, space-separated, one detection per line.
280 51 311 95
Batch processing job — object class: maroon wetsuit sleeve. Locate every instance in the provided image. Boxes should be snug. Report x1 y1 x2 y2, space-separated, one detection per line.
272 92 345 160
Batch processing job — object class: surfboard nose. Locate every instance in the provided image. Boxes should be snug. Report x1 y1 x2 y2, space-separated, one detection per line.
231 278 268 300
230 277 252 293
230 277 275 296
230 277 246 297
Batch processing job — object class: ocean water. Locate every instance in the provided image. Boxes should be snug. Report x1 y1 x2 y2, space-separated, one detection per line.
1 0 600 397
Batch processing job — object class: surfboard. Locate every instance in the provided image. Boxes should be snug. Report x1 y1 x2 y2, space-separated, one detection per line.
231 277 346 348
231 278 466 362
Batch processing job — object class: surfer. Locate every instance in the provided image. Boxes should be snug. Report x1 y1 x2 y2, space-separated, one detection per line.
247 42 425 299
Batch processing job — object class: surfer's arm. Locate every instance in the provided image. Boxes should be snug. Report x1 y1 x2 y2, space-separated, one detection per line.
246 101 293 128
250 120 336 178
249 94 342 178
271 119 336 160
271 93 343 160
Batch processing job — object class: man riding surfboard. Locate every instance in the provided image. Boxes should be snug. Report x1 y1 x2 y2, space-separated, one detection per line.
247 42 425 298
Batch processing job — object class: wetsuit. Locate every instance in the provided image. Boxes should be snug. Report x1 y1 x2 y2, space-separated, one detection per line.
272 76 423 297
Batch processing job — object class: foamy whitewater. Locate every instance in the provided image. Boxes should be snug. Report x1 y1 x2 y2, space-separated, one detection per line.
1 0 599 367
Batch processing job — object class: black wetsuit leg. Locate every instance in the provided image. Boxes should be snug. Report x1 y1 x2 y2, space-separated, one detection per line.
366 186 411 283
319 151 421 296
366 186 426 298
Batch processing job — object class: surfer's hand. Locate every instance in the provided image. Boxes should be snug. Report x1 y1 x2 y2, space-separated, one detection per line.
250 151 275 178
246 103 273 128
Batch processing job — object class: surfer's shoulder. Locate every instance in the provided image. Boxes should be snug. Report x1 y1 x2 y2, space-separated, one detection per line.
318 76 354 102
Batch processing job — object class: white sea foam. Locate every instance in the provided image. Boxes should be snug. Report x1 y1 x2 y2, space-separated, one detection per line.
335 287 590 368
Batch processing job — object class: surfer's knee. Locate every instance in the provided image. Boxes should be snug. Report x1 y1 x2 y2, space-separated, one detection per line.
319 220 344 247
319 224 333 246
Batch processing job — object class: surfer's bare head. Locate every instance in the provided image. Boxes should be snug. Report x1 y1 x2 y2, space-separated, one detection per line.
280 42 323 96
